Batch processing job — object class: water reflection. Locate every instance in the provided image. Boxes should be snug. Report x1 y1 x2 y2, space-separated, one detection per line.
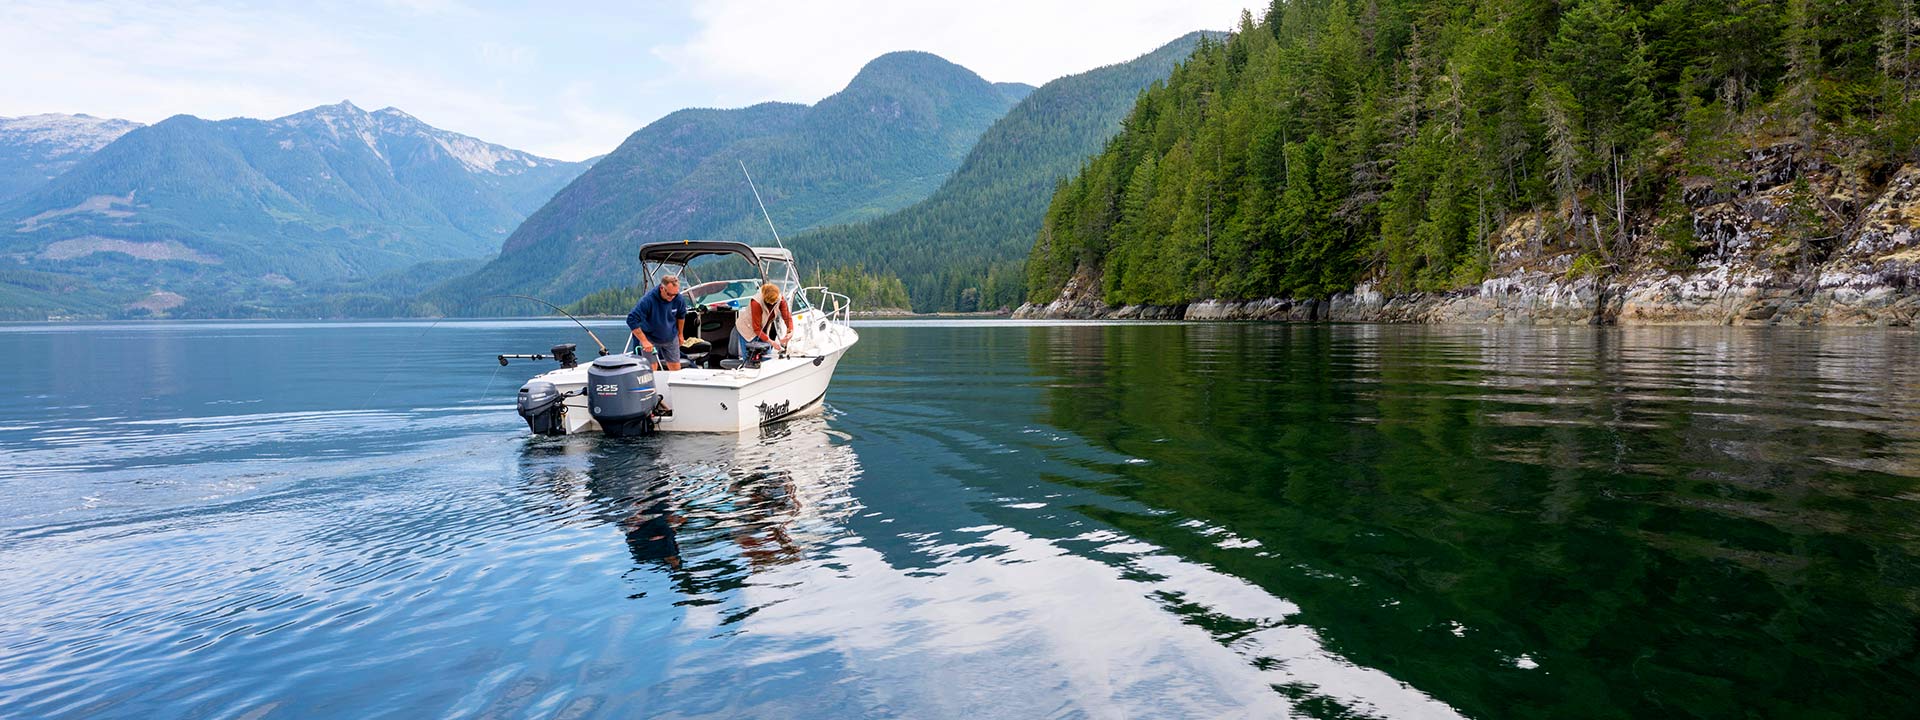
499 395 1460 717
622 493 684 570
1018 324 1920 719
2 321 1915 719
517 416 862 604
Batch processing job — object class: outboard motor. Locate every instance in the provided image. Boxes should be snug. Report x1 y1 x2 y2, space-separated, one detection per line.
517 380 566 436
587 354 662 437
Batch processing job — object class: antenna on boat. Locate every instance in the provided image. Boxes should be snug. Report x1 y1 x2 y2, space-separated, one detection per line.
739 161 786 252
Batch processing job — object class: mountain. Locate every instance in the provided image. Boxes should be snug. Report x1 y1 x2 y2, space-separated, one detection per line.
430 51 1032 315
0 101 590 318
783 32 1215 312
0 114 143 204
1021 0 1920 327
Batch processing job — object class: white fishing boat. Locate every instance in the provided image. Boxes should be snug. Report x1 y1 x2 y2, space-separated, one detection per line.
506 239 858 435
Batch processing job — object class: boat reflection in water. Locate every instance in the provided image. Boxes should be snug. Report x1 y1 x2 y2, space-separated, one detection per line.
510 399 1463 718
620 492 683 570
517 412 862 600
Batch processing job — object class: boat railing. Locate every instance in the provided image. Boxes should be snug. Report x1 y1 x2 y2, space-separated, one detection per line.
801 287 852 326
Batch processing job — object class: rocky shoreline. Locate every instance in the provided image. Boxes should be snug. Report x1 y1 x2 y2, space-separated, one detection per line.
1015 268 1918 325
1019 150 1920 327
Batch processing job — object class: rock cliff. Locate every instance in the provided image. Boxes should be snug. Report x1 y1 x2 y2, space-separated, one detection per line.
1020 146 1920 326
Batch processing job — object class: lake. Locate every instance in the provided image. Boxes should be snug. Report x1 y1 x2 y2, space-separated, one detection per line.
1 319 1916 719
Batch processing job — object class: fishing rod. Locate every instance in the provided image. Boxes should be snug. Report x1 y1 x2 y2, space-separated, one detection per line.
742 161 820 304
740 161 786 253
487 294 611 356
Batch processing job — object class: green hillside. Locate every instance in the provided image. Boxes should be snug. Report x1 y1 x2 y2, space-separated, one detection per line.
430 52 1034 316
1027 0 1920 306
782 32 1217 312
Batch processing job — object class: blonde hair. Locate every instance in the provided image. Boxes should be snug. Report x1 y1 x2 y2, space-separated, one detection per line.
759 283 781 302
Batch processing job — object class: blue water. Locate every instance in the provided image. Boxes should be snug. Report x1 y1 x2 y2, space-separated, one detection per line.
1 320 1916 719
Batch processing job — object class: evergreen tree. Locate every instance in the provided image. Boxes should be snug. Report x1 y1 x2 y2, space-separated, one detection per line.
1027 0 1917 307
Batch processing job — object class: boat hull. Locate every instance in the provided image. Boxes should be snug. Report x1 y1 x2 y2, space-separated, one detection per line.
520 330 855 435
655 346 846 432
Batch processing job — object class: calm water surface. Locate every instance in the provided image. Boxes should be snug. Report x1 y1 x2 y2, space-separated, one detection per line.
1 320 1917 719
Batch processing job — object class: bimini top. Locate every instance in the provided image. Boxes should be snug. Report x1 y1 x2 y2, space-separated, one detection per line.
637 240 762 266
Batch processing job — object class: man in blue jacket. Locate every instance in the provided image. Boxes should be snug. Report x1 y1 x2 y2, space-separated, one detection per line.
626 275 689 370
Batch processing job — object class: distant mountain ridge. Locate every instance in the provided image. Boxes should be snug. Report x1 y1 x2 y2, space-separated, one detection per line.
0 113 143 204
429 51 1033 315
785 32 1216 312
0 38 1213 320
0 101 590 319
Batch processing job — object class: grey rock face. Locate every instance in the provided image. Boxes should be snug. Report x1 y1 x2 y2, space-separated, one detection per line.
1020 149 1920 327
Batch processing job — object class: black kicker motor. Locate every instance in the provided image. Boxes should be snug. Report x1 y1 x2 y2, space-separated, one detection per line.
516 380 566 435
587 354 662 437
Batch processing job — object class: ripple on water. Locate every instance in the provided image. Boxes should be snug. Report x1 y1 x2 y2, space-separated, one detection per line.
2 322 1918 719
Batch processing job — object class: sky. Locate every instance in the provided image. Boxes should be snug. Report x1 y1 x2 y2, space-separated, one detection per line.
0 1 1263 161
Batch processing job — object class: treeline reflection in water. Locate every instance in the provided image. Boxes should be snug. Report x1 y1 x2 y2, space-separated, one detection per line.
1010 323 1920 719
0 320 1915 719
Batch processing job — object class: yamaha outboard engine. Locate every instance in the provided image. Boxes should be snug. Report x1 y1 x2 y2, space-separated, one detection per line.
517 380 566 436
588 354 662 437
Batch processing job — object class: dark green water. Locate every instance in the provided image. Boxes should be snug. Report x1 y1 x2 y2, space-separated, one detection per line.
1 320 1915 719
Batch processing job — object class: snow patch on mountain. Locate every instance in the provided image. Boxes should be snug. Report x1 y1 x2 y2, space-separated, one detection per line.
433 134 530 174
281 101 387 160
268 102 562 175
371 107 557 175
0 114 143 158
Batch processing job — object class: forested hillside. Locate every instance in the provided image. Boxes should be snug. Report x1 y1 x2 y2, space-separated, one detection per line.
430 52 1032 316
1027 0 1920 312
784 32 1215 312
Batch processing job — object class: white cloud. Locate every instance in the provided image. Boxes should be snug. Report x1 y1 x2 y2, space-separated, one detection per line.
654 0 1258 106
0 1 1258 161
0 0 634 160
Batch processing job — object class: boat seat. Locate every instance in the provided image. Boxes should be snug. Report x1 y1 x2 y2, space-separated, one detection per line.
696 307 738 357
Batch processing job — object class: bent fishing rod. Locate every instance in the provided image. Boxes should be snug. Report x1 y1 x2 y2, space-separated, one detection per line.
487 294 612 356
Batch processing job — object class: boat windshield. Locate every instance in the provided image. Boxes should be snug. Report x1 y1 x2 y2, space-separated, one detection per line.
683 277 808 310
686 279 761 308
652 248 807 311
